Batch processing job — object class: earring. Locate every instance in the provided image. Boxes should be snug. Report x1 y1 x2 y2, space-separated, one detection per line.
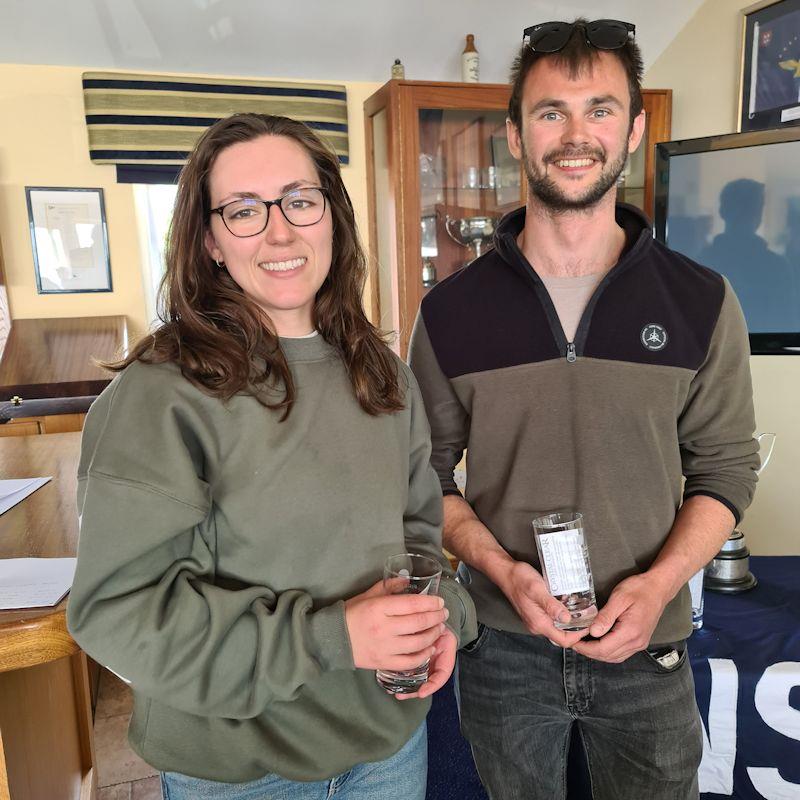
215 258 225 269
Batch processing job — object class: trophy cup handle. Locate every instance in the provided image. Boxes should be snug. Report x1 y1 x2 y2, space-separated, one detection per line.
755 432 777 475
444 215 463 247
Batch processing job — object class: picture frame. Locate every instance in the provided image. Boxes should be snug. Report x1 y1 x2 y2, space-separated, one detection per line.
739 0 800 132
25 187 113 294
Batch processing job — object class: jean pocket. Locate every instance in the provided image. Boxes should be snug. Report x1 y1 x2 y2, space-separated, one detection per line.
461 622 492 655
641 645 688 674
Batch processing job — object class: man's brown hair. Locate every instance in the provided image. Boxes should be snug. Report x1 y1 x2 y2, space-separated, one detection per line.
508 19 644 132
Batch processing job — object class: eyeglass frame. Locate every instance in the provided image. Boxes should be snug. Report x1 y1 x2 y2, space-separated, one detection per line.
208 186 328 238
523 19 636 53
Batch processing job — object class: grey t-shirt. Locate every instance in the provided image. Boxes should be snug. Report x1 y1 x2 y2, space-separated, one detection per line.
539 271 605 342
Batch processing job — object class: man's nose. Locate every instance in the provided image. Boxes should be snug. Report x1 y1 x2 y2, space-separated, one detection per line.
561 115 590 148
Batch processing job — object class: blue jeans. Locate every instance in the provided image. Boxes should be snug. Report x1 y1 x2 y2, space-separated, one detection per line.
160 720 427 800
457 626 702 800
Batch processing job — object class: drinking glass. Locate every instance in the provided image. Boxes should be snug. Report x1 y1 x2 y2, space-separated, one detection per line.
532 511 598 631
375 553 442 695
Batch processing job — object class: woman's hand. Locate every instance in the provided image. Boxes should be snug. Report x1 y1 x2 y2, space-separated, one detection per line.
396 627 457 700
344 580 448 671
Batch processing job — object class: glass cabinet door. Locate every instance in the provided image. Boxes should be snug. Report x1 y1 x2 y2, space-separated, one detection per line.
417 108 520 291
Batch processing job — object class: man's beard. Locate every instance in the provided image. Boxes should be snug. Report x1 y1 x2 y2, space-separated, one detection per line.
521 138 628 213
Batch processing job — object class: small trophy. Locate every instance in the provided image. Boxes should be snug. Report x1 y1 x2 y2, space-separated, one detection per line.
705 433 776 593
444 215 498 263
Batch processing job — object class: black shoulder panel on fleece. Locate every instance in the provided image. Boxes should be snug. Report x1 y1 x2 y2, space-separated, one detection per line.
420 252 561 380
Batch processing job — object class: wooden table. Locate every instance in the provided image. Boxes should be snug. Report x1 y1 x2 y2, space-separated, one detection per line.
0 316 126 400
0 433 95 800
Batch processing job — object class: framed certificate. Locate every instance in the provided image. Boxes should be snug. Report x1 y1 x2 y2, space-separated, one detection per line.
25 187 113 294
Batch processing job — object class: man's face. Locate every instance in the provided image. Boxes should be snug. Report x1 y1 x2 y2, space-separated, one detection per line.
507 51 645 212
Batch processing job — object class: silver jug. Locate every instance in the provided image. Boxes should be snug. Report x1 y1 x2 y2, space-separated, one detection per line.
704 433 776 593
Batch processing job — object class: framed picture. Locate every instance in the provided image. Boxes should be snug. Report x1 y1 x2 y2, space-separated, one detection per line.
25 187 112 294
739 0 800 132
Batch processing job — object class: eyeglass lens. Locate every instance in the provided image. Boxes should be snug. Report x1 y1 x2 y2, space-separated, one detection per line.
222 188 325 236
585 21 631 49
528 20 632 53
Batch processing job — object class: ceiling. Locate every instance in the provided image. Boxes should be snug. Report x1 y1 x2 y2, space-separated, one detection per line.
1 0 705 84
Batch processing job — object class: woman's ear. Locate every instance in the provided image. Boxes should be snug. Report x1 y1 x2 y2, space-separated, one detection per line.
204 229 222 263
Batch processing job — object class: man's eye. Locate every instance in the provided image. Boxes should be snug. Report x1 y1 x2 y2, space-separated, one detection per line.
542 112 560 121
593 109 610 118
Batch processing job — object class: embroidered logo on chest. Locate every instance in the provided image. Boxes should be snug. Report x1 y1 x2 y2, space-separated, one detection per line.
640 323 668 351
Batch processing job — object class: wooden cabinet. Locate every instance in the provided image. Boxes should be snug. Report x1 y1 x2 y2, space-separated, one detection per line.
364 81 671 357
365 80 522 357
618 89 672 219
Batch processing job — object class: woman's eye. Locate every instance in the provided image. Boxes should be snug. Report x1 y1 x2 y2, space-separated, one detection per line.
230 207 256 219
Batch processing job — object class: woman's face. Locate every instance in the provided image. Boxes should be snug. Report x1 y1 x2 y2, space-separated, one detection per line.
204 134 333 337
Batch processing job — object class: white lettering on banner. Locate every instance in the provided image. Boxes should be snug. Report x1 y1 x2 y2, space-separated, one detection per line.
747 769 800 799
699 658 738 795
745 663 800 798
755 663 800 739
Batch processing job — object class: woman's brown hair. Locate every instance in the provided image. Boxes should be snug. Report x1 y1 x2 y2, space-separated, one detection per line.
107 113 403 418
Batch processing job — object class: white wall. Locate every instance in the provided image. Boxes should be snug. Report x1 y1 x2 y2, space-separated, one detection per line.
646 0 800 554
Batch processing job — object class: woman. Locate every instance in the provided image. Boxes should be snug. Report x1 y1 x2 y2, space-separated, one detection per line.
67 113 476 799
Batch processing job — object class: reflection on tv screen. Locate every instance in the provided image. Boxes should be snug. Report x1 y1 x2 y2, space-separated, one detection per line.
666 141 800 334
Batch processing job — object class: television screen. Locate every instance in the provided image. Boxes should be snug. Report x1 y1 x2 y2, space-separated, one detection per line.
654 128 800 353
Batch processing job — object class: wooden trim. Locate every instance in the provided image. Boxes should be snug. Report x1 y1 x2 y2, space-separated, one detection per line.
364 102 381 325
0 732 9 800
71 652 97 783
0 610 79 673
642 89 673 219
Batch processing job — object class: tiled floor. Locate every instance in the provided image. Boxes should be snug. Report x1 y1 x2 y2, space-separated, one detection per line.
94 669 163 800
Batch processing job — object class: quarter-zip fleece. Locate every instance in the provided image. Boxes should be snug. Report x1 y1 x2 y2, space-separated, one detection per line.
409 204 759 646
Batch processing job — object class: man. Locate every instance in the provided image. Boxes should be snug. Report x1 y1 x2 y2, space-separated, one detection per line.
409 18 759 800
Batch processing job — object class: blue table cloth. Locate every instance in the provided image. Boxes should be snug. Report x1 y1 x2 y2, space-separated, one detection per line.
427 556 800 799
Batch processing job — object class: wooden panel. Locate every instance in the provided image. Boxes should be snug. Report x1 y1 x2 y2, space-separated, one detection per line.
0 316 125 401
0 656 88 800
41 413 86 434
0 413 85 438
0 421 41 438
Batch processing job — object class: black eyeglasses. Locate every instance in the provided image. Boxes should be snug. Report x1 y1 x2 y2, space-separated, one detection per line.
523 19 635 54
210 186 327 238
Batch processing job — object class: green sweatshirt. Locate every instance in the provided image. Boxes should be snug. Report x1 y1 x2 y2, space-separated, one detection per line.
67 334 476 782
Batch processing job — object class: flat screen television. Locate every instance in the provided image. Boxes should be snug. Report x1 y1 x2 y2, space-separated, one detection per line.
654 127 800 354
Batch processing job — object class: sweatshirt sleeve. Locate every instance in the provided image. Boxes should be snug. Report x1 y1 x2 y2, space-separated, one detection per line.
399 362 478 648
679 279 760 523
407 311 470 497
66 365 352 721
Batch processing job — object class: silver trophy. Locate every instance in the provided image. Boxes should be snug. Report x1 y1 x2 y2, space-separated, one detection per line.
705 433 776 593
445 215 498 262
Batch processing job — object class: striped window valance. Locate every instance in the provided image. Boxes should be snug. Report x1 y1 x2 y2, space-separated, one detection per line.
82 72 349 167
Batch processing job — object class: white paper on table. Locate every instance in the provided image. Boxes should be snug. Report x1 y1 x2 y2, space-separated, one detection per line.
0 557 77 609
0 477 52 516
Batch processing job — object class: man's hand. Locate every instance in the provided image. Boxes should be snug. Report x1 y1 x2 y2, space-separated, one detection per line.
572 573 667 663
501 561 590 649
396 628 458 700
344 580 448 671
